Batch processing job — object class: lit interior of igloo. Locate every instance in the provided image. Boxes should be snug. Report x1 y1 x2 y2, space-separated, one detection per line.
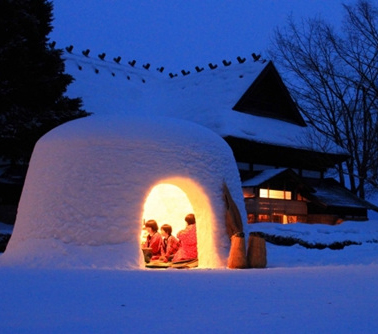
140 176 218 268
141 183 194 244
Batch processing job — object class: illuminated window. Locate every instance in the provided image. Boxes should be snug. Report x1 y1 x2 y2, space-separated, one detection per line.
259 188 292 200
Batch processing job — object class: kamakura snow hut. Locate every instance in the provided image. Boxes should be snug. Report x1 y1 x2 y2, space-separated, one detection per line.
2 116 247 269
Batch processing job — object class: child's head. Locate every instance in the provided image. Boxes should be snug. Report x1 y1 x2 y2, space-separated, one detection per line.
185 213 196 225
144 220 158 234
160 224 172 237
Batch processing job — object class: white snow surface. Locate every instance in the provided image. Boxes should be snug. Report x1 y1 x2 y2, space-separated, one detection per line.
1 218 378 333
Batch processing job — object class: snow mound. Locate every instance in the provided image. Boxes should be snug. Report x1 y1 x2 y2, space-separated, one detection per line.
2 115 246 269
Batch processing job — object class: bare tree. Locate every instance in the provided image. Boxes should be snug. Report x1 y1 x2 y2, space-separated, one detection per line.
269 0 378 199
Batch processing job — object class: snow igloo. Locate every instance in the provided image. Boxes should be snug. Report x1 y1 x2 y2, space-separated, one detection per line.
2 115 247 269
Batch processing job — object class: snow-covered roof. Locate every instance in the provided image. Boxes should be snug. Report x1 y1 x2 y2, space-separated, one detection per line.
63 51 347 155
310 179 375 209
242 168 288 187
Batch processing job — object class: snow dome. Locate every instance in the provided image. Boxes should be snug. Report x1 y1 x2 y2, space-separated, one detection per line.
2 115 247 269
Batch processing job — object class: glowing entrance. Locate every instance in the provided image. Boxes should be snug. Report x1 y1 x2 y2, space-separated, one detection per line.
142 183 194 238
140 177 221 268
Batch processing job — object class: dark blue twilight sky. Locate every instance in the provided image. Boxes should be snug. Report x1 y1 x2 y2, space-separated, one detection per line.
50 0 345 72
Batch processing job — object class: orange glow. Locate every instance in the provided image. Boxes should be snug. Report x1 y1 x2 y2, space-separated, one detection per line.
259 188 292 200
140 177 220 268
141 184 194 242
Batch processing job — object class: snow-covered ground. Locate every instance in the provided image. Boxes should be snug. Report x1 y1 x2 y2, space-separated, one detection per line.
1 215 378 333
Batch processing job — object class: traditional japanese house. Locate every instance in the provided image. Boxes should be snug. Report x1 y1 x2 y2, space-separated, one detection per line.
222 61 376 224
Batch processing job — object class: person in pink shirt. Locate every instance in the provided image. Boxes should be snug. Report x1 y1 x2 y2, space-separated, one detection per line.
173 214 198 262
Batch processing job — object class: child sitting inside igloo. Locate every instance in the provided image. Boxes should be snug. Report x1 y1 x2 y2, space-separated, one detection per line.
141 220 162 263
172 213 198 263
152 224 180 262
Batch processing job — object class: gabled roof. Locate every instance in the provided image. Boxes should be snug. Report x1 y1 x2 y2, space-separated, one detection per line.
233 61 306 126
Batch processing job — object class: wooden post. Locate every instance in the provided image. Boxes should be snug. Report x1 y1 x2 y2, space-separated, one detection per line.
227 232 248 269
247 233 267 268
